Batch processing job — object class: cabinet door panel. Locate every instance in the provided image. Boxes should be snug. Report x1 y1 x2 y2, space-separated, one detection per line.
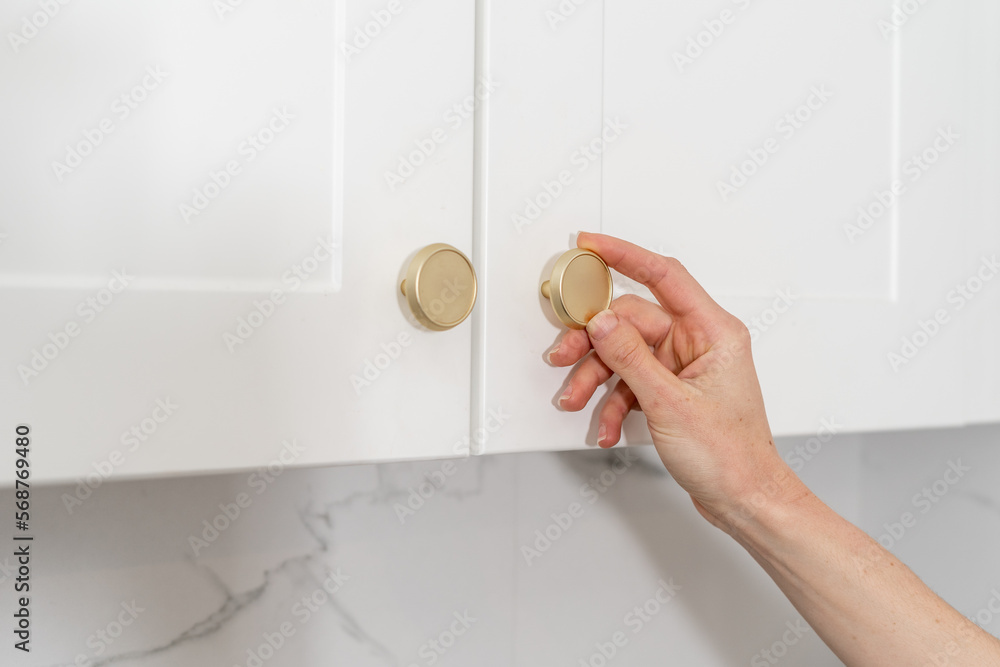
602 0 969 438
962 0 1000 424
479 1 989 454
472 0 605 454
1 0 474 482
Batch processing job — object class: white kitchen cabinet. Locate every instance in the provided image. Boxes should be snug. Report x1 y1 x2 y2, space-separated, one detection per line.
3 1 996 483
1 0 476 483
476 0 1000 454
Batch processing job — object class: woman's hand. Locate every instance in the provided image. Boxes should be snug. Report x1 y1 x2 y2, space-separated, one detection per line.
548 232 807 530
551 233 1000 666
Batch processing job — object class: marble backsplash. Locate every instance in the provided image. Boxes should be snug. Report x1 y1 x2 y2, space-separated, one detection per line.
3 424 999 666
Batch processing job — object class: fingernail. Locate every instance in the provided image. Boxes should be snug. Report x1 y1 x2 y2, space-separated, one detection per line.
545 345 559 364
587 309 618 341
597 423 607 445
559 385 573 405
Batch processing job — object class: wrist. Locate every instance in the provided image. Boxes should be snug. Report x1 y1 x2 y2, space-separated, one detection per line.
715 460 815 543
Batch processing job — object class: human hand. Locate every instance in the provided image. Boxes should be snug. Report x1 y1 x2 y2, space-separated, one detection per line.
548 233 807 530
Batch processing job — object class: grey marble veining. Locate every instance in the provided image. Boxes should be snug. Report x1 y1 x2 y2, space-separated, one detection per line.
3 425 999 666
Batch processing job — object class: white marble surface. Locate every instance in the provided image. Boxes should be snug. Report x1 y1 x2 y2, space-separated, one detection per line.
2 424 999 666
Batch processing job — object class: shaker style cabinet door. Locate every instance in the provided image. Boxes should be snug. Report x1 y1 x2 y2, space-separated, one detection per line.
1 0 476 483
471 0 606 454
475 0 998 454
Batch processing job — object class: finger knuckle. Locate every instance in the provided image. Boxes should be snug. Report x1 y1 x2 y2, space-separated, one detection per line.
709 318 752 369
635 255 667 284
564 329 591 353
661 256 684 273
613 338 646 371
659 256 687 279
644 255 689 289
728 317 752 349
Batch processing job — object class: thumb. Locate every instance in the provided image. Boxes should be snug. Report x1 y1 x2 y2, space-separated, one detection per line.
586 309 680 409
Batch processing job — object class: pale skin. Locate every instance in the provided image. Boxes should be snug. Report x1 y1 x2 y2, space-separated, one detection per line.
548 232 1000 667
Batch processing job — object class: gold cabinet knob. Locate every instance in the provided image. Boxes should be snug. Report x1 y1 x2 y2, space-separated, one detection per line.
540 249 613 329
400 243 477 331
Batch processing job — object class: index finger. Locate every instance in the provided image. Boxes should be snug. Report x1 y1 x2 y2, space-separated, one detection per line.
577 232 720 318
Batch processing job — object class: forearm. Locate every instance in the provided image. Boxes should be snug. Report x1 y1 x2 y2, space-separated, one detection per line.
559 235 1000 664
723 472 1000 666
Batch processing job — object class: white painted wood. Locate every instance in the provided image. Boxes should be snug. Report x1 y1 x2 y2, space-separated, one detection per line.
0 0 475 483
472 0 606 454
478 0 990 454
4 0 992 478
962 0 1000 424
602 0 970 439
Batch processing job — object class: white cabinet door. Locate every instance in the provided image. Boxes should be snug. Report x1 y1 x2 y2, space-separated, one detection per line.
477 0 994 454
1 0 475 483
471 0 606 454
962 0 1000 425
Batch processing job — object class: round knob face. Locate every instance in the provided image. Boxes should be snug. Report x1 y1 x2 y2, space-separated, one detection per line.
543 249 613 329
401 243 477 331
